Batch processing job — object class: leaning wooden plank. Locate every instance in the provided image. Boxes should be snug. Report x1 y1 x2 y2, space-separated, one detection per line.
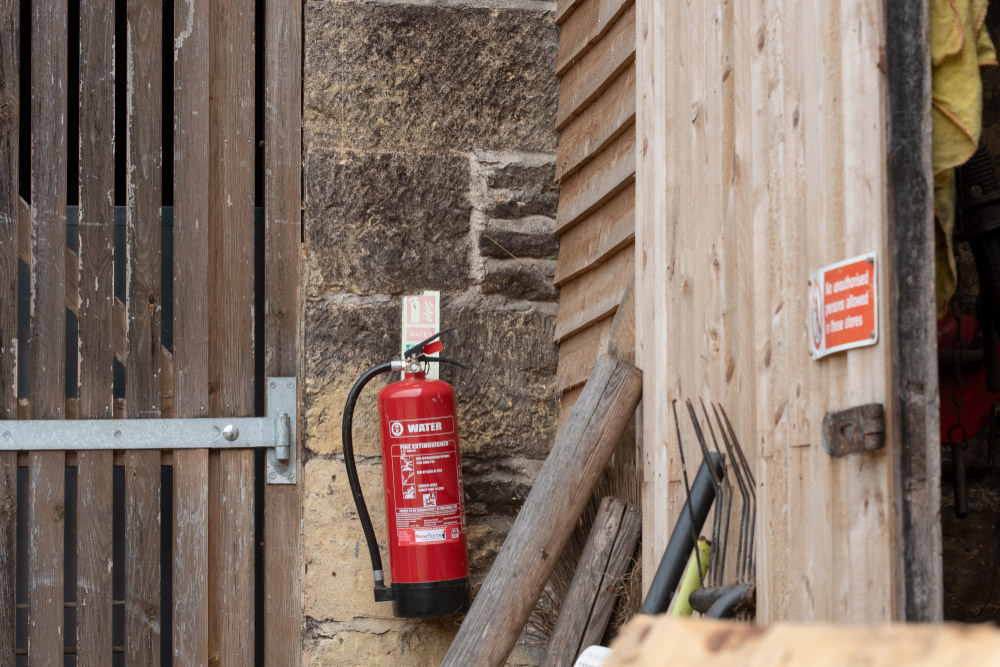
76 0 116 662
555 130 635 234
556 64 635 181
0 2 17 662
554 187 634 286
263 0 303 661
555 2 635 130
212 0 256 661
556 0 632 75
441 355 642 667
172 0 211 662
554 245 633 342
605 616 1000 667
29 0 69 662
125 0 163 662
543 497 640 667
555 0 586 26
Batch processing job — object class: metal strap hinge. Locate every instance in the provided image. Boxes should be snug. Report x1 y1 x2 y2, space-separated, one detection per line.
0 377 297 484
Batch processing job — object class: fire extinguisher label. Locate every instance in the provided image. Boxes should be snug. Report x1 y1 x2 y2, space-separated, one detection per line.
389 434 464 547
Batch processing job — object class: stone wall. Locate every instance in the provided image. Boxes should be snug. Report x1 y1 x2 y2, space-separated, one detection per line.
302 0 560 663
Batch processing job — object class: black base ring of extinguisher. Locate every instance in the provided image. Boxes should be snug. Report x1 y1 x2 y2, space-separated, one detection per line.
391 577 470 618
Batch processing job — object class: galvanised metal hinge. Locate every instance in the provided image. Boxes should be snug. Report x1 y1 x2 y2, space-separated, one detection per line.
0 377 298 484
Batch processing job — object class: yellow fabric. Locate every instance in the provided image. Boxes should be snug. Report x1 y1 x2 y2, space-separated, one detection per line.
932 0 996 317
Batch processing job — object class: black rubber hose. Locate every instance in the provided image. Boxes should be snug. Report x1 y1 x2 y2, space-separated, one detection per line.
705 584 754 619
342 361 395 595
639 452 723 615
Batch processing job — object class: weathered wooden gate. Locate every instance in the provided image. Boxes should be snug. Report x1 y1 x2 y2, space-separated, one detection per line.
0 0 302 663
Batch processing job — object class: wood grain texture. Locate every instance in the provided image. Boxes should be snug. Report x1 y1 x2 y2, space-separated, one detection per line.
556 0 632 75
77 452 113 666
0 2 17 662
0 0 17 420
636 0 896 622
557 318 614 394
555 2 635 130
555 244 633 342
555 0 586 26
555 129 635 234
554 187 633 286
441 355 642 667
78 0 115 421
211 0 256 661
126 450 161 665
885 0 941 622
543 497 640 667
172 0 212 662
605 616 1000 667
125 0 162 662
28 0 69 662
28 454 64 666
76 1 116 661
556 65 635 182
263 0 303 661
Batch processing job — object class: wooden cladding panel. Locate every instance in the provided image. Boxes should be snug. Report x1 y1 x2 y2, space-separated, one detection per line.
636 0 896 622
555 185 634 286
76 0 117 662
553 0 635 441
556 63 635 181
173 0 211 661
556 128 635 235
0 0 303 663
556 0 632 75
0 1 17 662
28 0 69 663
212 0 257 661
555 243 633 343
262 0 304 659
556 2 635 130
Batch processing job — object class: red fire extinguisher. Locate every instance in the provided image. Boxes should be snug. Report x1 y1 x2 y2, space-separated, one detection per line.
342 328 470 618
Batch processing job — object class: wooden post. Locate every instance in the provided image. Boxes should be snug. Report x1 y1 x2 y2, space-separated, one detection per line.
0 0 17 662
543 497 641 667
442 354 641 667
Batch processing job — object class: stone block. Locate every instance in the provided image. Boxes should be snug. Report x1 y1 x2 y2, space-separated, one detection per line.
304 618 457 667
438 303 559 458
304 148 472 296
305 2 558 152
480 217 560 260
481 258 558 301
303 298 400 456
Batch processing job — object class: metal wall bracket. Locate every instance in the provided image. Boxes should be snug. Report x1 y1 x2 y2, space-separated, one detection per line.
821 403 885 457
0 377 298 485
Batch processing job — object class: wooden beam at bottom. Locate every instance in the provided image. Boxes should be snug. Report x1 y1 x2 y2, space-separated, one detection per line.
606 616 1000 666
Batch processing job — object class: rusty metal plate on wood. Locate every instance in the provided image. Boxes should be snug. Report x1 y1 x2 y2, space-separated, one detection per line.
822 403 885 457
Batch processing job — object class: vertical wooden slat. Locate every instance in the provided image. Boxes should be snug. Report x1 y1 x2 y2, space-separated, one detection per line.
0 0 18 661
172 0 211 662
28 0 69 662
211 0 256 663
125 0 162 662
76 0 116 662
263 0 302 660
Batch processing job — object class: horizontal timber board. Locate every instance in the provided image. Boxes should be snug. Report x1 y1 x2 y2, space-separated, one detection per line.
556 128 635 234
556 0 633 75
556 63 636 181
555 185 634 286
556 1 635 130
554 243 633 342
556 316 614 393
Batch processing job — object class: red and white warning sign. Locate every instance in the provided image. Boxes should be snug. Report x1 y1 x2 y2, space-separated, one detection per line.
809 253 878 360
402 291 441 379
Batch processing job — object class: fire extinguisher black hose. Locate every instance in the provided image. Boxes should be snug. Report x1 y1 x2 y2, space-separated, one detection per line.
342 361 396 601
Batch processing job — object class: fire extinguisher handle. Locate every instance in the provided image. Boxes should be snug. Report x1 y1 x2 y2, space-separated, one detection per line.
403 326 458 360
342 361 397 601
420 355 467 369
